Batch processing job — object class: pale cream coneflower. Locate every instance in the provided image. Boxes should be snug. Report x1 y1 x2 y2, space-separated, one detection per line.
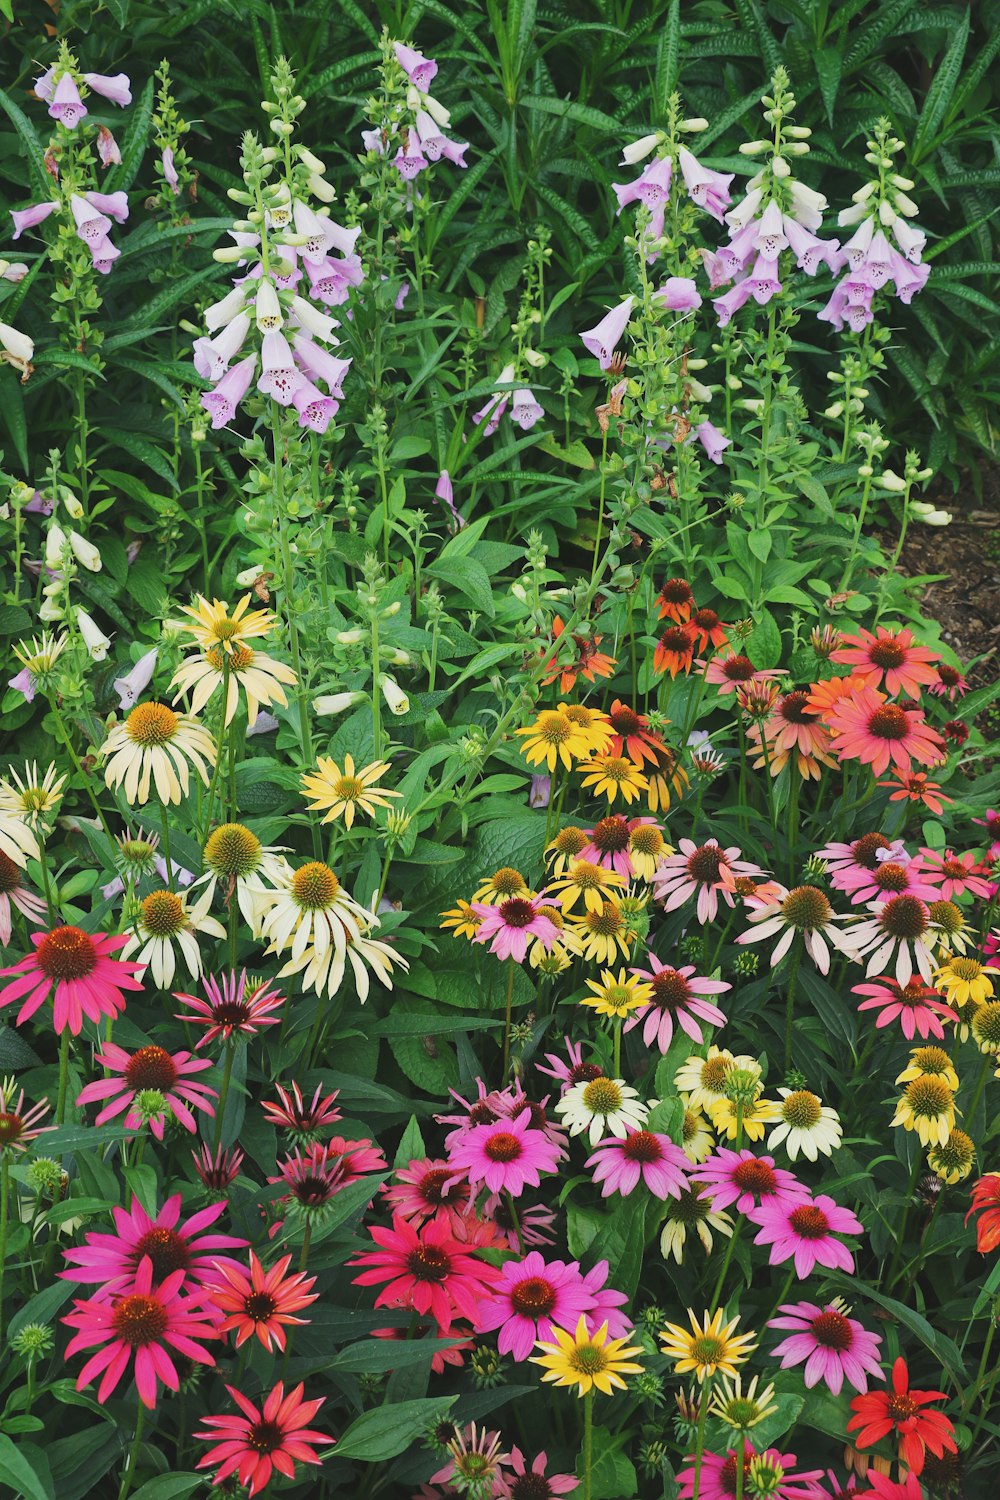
100 702 216 806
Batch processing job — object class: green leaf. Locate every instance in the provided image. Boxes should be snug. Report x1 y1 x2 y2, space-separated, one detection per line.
393 1114 426 1169
128 1479 203 1500
425 556 496 618
334 1398 456 1462
0 1434 55 1500
828 1273 967 1386
586 1426 637 1499
0 87 51 200
746 607 782 669
912 7 970 158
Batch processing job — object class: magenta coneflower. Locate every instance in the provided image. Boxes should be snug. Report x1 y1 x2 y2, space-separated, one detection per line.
929 662 968 701
579 1257 633 1338
535 1036 605 1093
830 626 939 699
269 1143 351 1213
703 651 785 697
653 838 761 924
474 1250 594 1361
678 1442 825 1500
506 1447 578 1498
579 813 635 877
195 1380 334 1496
173 968 284 1047
853 976 956 1040
447 1108 563 1197
383 1156 471 1230
60 1192 245 1292
586 1129 689 1199
471 893 561 962
0 925 143 1035
695 1149 809 1215
261 1080 342 1139
207 1251 318 1352
192 1141 245 1192
769 1299 884 1395
626 956 730 1051
63 1254 220 1407
747 1194 862 1278
0 1083 51 1153
846 895 937 985
324 1135 388 1185
0 850 47 945
835 850 937 906
76 1044 217 1138
436 1079 502 1146
919 848 992 901
827 686 945 776
350 1212 501 1332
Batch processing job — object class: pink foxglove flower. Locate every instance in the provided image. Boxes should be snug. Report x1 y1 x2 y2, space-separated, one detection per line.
292 380 337 433
748 1193 862 1278
511 388 543 429
84 189 128 223
96 126 121 167
393 138 428 179
655 275 701 312
292 335 351 394
769 1300 884 1395
83 71 132 107
695 419 731 465
10 200 59 239
677 145 733 221
61 1192 246 1292
434 469 465 530
394 41 437 92
472 362 515 436
48 72 87 128
580 296 635 368
70 192 111 244
193 313 252 381
612 155 672 213
90 239 120 274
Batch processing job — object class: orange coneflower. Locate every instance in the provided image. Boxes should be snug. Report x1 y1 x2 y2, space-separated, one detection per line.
655 577 696 623
653 625 697 678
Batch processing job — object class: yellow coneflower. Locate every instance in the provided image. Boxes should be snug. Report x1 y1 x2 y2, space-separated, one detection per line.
545 826 591 874
660 1308 757 1384
709 1373 778 1434
173 593 277 653
515 709 593 771
548 858 625 914
708 1092 782 1143
569 897 634 964
120 887 226 989
680 1098 716 1164
627 822 670 881
300 755 401 829
971 1002 1000 1056
472 867 529 905
580 968 653 1021
895 1046 960 1093
934 956 998 1010
440 901 482 941
532 1315 644 1397
578 754 649 806
891 1076 957 1147
927 1128 975 1184
557 701 613 756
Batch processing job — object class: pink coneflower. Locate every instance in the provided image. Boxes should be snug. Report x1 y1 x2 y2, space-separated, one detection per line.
481 1194 557 1249
0 1083 51 1152
853 976 956 1040
678 1443 826 1500
195 1380 334 1496
833 848 937 906
695 1149 809 1215
0 925 143 1035
919 848 992 901
447 1108 563 1197
173 968 285 1047
471 893 561 962
383 1156 471 1230
579 1257 633 1337
193 1141 245 1192
827 686 945 776
506 1447 577 1498
929 662 968 701
61 1192 245 1292
702 651 786 697
0 850 47 944
817 831 896 879
350 1213 501 1332
261 1080 342 1139
579 812 634 875
474 1251 593 1360
535 1037 605 1092
490 1082 566 1149
436 1079 502 1146
831 626 939 699
324 1135 388 1185
768 1300 884 1395
846 895 936 985
736 884 857 974
653 838 762 923
269 1144 349 1213
626 956 730 1051
747 1194 862 1278
586 1129 689 1199
76 1044 217 1138
207 1251 318 1352
63 1254 219 1407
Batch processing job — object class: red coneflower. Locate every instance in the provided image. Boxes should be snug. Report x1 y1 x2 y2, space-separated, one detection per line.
688 606 730 654
747 690 838 780
942 718 969 745
853 977 957 1041
261 1080 342 1140
350 1212 501 1332
383 1156 471 1230
847 1356 957 1475
195 1380 334 1496
831 625 939 699
269 1143 352 1213
208 1251 318 1352
920 848 992 901
656 577 695 623
0 925 143 1035
879 769 952 814
540 617 616 693
826 686 945 777
929 662 968 701
605 700 668 767
967 1172 1000 1253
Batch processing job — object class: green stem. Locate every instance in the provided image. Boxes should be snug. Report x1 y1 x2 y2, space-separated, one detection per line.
691 1374 712 1496
371 609 382 759
708 1220 741 1314
590 427 609 588
783 943 803 1075
55 1028 72 1125
885 1151 924 1291
505 1190 526 1256
213 1043 237 1152
157 799 175 892
613 1019 622 1080
583 1388 594 1500
117 1399 146 1500
0 1154 10 1343
502 958 517 1074
299 1220 313 1274
967 1053 992 1124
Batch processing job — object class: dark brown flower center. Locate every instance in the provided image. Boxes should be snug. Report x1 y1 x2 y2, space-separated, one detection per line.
868 638 907 669
868 704 910 741
420 1168 462 1205
0 850 21 893
568 1062 605 1085
511 1475 554 1500
35 925 98 981
659 627 693 656
591 816 631 852
873 861 910 891
687 845 726 883
788 1205 830 1239
499 898 537 929
134 1226 189 1279
124 1046 178 1092
111 1292 169 1346
609 706 642 736
510 1275 557 1318
650 969 692 1011
781 885 832 929
778 690 812 723
660 578 694 606
879 894 928 939
852 832 893 869
722 655 755 681
621 1130 663 1163
244 1291 278 1322
406 1245 451 1283
732 1158 777 1194
811 1309 853 1350
887 1393 918 1422
468 1101 498 1126
937 665 961 687
693 607 721 631
246 1419 285 1454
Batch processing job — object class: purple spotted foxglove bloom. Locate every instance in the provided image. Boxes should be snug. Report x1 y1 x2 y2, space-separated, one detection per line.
10 201 59 239
393 138 428 180
712 278 755 327
695 420 731 465
529 775 551 809
437 136 468 168
654 276 701 312
97 126 121 167
472 363 515 436
784 218 843 274
434 470 464 530
744 255 783 305
257 329 303 404
84 190 129 223
304 256 354 306
612 155 672 214
193 312 251 381
162 147 180 194
82 72 132 107
201 353 257 429
511 389 544 430
90 239 120 275
70 193 111 244
394 42 437 93
292 336 351 396
677 146 733 222
48 72 87 128
888 252 929 303
114 648 159 710
580 296 634 369
292 379 337 433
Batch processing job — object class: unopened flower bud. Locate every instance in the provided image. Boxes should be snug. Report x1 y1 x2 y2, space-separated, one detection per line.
296 146 326 174
69 530 102 572
771 156 791 178
679 117 708 133
739 140 772 155
313 690 366 715
878 470 907 493
308 173 336 203
620 131 663 165
335 628 365 645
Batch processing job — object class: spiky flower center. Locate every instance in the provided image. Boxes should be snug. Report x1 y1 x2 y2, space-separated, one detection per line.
622 1131 663 1164
811 1309 853 1350
722 655 755 682
693 608 721 632
886 1392 918 1422
117 837 157 870
879 894 928 940
930 1130 973 1169
111 1293 169 1346
0 850 20 893
291 861 339 910
937 665 961 687
781 1091 822 1129
35 925 98 981
973 1003 1000 1046
687 845 726 883
873 861 910 892
244 1291 278 1322
553 830 587 857
484 1130 522 1163
569 1062 605 1085
406 1245 451 1283
702 1056 732 1092
904 1076 953 1117
582 1078 624 1114
929 900 963 933
779 691 811 724
572 862 609 889
334 776 365 801
206 643 254 672
867 704 910 742
949 957 982 981
510 1473 552 1500
912 1046 952 1076
732 1159 777 1194
125 702 179 746
660 578 694 606
140 890 186 937
670 1187 710 1224
135 1226 189 1279
780 885 832 929
690 1334 726 1365
868 637 907 669
499 898 538 929
787 1205 830 1240
491 867 528 894
204 822 262 877
125 1046 179 1092
536 713 573 744
600 758 634 783
245 1420 285 1455
659 627 693 656
852 832 893 869
610 705 642 735
591 816 631 852
583 902 623 936
650 969 692 1011
568 1342 610 1376
510 1275 557 1318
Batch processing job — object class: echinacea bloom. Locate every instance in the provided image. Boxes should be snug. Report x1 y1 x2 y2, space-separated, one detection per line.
195 1381 334 1496
834 849 937 907
654 839 760 924
934 956 997 1009
61 1192 245 1293
695 1149 809 1215
383 1157 470 1230
688 606 730 654
768 1089 842 1161
101 702 216 805
660 1308 757 1384
473 866 530 905
704 651 784 697
253 860 385 1000
653 624 697 678
0 760 67 828
262 1081 342 1141
853 976 957 1040
300 754 401 829
656 577 695 623
430 1424 510 1495
677 1443 826 1500
675 1046 736 1114
879 768 952 815
920 848 993 901
548 859 625 914
605 700 668 767
847 894 937 985
645 740 690 812
269 1144 351 1215
830 626 939 699
196 822 288 928
350 1213 501 1332
855 1476 923 1500
173 969 285 1047
505 1447 577 1498
474 1251 595 1361
554 1076 648 1146
207 1252 318 1352
848 1357 957 1476
967 1173 1000 1252
539 621 617 695
930 662 968 701
580 968 653 1021
192 1142 245 1192
0 851 47 944
448 1108 563 1197
439 899 482 940
747 691 838 780
826 686 945 777
171 634 296 730
471 893 561 963
532 1314 644 1396
928 1127 975 1184
660 1187 734 1263
586 1129 689 1199
535 1036 604 1092
709 1091 782 1144
626 957 729 1052
0 1083 51 1153
768 1300 884 1395
578 754 649 806
748 1193 862 1278
63 1255 220 1408
890 1072 956 1148
515 709 594 771
578 815 640 878
0 927 143 1035
76 1043 217 1139
736 884 857 973
120 887 226 988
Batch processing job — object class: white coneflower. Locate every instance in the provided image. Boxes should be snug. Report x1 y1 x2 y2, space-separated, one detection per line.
845 894 936 985
120 887 226 988
0 762 67 829
9 631 67 701
100 702 216 806
253 860 376 996
194 823 288 929
0 809 39 870
767 1088 842 1162
554 1076 649 1146
736 884 857 974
